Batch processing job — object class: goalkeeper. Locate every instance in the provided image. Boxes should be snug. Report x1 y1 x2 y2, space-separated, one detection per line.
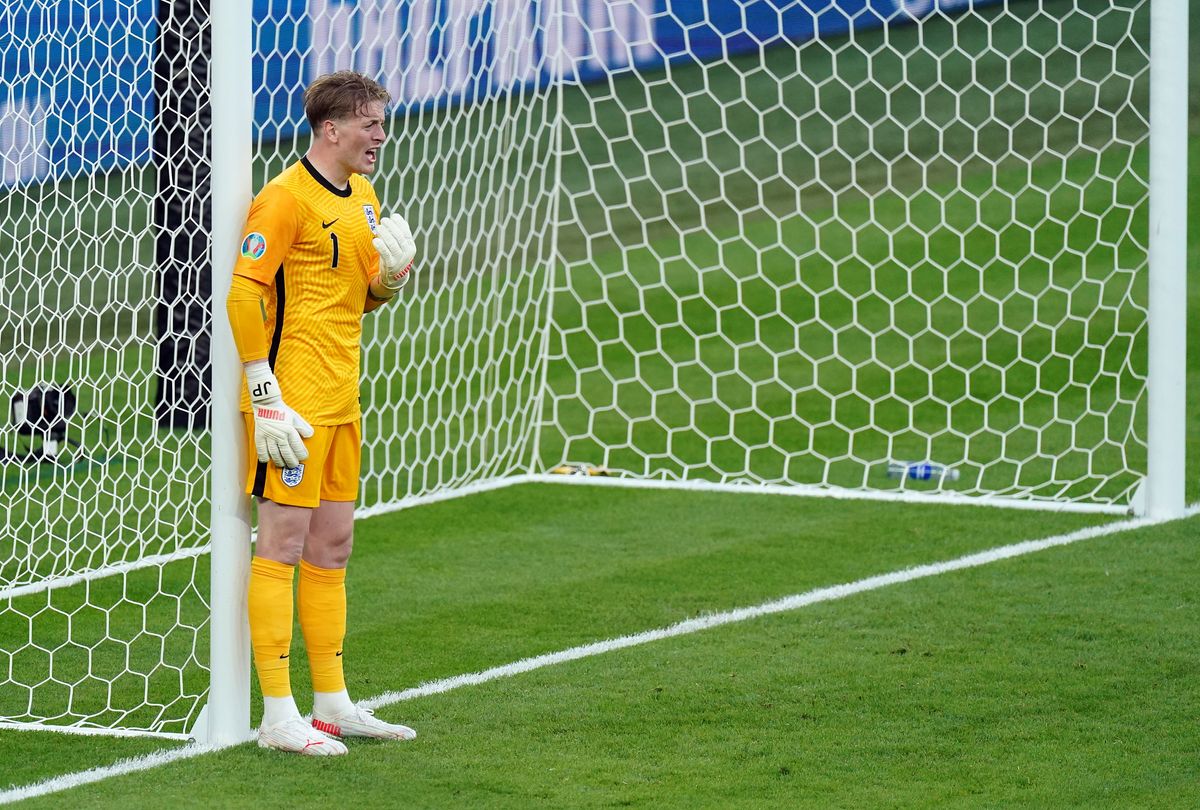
225 71 416 756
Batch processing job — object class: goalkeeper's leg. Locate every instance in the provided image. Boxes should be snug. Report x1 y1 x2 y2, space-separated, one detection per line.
249 499 349 756
299 424 416 742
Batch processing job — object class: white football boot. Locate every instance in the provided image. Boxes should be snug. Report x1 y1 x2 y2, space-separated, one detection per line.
258 717 349 756
311 705 417 741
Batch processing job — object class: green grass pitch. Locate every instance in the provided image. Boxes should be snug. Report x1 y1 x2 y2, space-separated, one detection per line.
1 0 1199 805
2 486 1198 806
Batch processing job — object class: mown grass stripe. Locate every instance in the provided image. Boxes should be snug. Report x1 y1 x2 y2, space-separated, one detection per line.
5 507 1190 806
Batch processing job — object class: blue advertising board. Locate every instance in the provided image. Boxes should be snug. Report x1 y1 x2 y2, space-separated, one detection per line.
0 0 1000 186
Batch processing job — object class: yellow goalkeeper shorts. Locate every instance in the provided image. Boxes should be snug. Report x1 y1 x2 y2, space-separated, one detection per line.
243 414 360 508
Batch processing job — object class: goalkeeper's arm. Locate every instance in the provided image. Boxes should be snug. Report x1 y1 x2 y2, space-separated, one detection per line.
226 275 314 469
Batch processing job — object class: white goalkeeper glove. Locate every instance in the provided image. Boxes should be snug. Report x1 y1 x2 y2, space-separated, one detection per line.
372 214 417 292
245 362 314 470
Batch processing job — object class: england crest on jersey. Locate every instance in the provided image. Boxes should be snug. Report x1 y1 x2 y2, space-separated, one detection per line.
363 204 378 234
281 464 304 487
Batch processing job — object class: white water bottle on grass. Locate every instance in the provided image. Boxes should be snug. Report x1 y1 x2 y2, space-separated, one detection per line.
887 461 960 482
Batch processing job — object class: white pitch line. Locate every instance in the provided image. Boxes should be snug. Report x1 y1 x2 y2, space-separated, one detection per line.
0 743 230 805
0 509 1190 806
359 512 1164 709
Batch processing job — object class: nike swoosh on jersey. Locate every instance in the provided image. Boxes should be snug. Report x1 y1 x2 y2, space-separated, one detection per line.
322 219 339 228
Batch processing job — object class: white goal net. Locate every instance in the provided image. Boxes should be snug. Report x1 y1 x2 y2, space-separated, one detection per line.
0 0 1179 738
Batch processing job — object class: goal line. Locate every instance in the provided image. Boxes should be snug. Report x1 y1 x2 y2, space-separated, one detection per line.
2 474 1129 605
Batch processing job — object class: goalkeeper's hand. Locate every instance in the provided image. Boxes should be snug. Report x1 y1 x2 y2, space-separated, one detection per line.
245 362 314 470
371 215 417 292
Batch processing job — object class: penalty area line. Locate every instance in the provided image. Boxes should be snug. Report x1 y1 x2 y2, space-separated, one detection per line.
0 509 1188 805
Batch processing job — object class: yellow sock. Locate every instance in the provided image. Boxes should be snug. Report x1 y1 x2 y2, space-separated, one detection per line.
248 556 295 698
298 559 347 694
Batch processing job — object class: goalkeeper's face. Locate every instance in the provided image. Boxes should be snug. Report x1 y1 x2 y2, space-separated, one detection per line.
332 100 388 176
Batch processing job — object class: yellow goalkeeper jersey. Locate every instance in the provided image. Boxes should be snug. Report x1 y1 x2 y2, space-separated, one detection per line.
233 158 382 425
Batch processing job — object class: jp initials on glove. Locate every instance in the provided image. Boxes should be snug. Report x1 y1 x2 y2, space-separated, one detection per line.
372 215 417 291
245 362 314 470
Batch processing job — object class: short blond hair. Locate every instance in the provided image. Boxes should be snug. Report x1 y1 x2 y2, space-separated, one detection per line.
303 71 390 129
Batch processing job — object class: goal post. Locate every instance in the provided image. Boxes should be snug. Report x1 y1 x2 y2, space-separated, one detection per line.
204 0 254 746
1144 0 1189 520
0 0 1188 742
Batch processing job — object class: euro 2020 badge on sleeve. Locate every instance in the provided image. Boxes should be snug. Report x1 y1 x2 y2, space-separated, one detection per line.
241 232 267 260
